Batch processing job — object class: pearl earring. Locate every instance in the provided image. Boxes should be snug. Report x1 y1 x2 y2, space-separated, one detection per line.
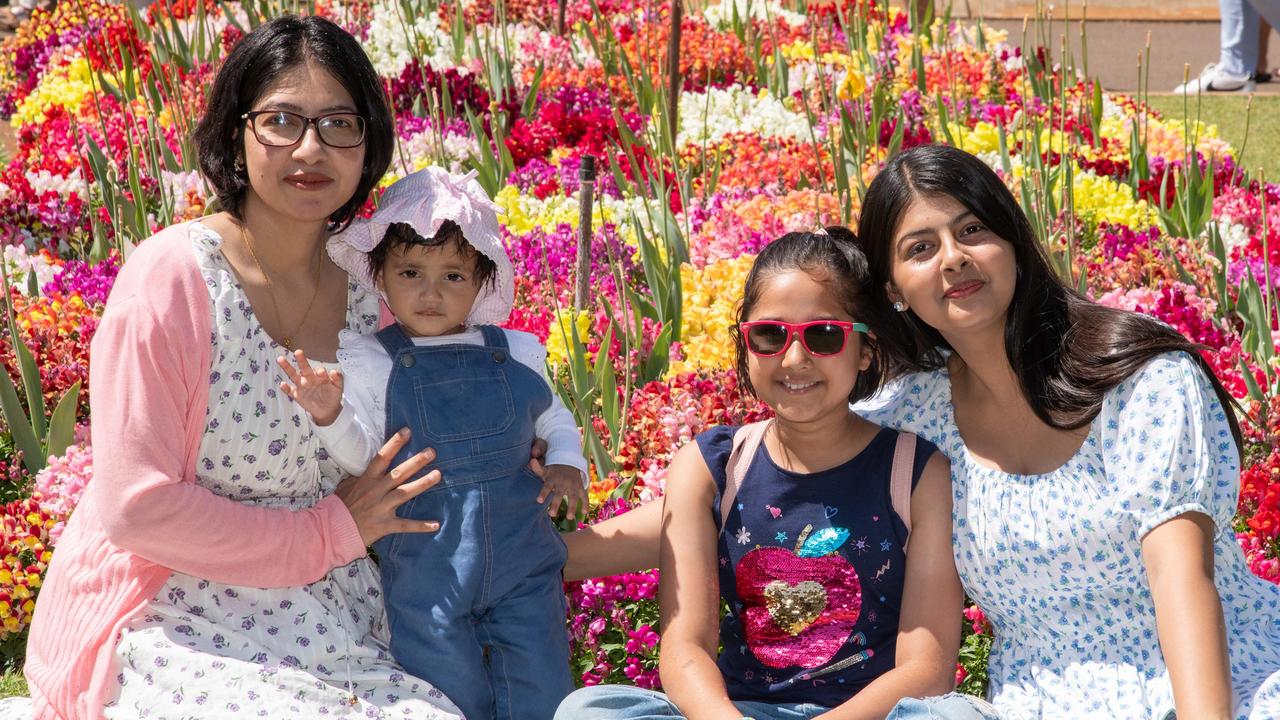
892 301 907 312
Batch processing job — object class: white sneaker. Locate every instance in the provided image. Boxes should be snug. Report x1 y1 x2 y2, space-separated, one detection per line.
1173 63 1256 93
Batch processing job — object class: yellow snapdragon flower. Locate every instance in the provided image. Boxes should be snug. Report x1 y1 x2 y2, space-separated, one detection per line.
12 57 93 127
1071 170 1158 230
546 309 593 368
667 254 755 376
948 121 1002 156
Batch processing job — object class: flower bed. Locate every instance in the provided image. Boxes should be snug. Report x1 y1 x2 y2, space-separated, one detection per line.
0 0 1277 692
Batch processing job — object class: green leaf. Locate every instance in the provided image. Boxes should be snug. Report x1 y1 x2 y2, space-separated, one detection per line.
0 366 42 474
1090 81 1103 138
1160 241 1196 287
1240 357 1267 406
14 337 45 439
593 324 619 439
45 381 81 460
520 63 545 119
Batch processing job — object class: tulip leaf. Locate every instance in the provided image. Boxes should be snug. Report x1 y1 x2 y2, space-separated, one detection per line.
0 365 42 475
45 381 81 461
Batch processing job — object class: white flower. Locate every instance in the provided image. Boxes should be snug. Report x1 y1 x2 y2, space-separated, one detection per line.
160 170 207 220
394 125 481 176
363 1 460 76
25 168 87 201
1100 92 1127 121
676 84 814 149
735 527 751 545
1213 221 1252 252
2 244 58 295
703 0 805 28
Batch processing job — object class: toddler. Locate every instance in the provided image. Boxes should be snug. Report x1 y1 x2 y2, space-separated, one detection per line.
280 167 587 720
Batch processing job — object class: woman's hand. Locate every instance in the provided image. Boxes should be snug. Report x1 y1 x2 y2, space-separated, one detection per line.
335 428 442 546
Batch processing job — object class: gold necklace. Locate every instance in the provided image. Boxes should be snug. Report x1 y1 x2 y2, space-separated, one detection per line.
239 223 322 352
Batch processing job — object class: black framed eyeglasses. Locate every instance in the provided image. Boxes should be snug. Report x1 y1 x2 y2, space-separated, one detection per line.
241 110 368 148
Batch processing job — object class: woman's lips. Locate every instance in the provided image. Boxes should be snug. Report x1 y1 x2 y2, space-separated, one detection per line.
944 280 985 299
283 174 333 191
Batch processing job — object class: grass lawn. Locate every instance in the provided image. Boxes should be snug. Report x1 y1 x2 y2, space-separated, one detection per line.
1145 94 1280 182
0 671 25 698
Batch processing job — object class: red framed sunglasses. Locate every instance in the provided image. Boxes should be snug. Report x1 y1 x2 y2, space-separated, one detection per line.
739 320 869 357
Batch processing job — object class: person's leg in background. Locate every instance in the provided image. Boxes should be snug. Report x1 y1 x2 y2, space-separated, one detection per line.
1175 0 1259 92
1250 0 1280 49
1258 19 1274 80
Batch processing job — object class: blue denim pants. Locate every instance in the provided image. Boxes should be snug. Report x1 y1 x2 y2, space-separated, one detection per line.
554 686 830 720
372 324 571 720
885 694 1003 719
1218 0 1280 75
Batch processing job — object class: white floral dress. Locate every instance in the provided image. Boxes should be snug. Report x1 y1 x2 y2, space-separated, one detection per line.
104 223 463 719
857 352 1280 720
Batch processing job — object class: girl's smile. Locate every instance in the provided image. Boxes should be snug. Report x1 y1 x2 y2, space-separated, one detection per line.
745 269 871 426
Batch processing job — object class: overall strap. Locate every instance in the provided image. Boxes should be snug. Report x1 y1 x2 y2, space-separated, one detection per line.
478 324 509 350
890 431 917 538
718 420 771 535
375 323 415 356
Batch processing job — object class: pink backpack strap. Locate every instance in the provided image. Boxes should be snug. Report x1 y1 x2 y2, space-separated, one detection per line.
718 420 771 535
890 431 918 538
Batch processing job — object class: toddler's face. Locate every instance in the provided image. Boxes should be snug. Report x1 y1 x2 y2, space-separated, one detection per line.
376 242 484 337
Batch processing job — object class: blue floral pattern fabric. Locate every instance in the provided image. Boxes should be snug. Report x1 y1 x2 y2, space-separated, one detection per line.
855 352 1280 720
104 223 462 719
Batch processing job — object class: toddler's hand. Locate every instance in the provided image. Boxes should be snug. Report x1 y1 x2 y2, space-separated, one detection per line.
536 464 588 521
277 349 344 426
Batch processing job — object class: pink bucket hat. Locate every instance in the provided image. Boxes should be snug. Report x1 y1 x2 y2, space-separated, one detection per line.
327 167 514 326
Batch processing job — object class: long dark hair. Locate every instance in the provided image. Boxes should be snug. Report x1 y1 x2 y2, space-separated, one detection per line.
731 227 886 404
857 144 1242 454
193 15 395 232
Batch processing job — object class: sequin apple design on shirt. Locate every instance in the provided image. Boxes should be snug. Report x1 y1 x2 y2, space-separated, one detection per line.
736 524 863 669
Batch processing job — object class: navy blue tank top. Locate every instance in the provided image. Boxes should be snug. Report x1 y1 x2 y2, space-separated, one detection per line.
696 424 937 707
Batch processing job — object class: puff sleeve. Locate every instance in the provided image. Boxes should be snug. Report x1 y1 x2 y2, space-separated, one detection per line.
1097 352 1241 538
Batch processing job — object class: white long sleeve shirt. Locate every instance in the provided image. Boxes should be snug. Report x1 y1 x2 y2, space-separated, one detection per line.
312 327 588 483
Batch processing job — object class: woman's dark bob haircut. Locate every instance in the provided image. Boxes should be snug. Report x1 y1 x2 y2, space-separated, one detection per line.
731 227 886 405
193 15 395 232
856 144 1241 455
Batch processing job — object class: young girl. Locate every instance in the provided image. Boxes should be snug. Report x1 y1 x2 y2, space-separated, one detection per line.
556 229 968 720
278 166 589 720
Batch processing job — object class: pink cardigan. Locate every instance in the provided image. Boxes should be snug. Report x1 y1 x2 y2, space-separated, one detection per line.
25 222 367 719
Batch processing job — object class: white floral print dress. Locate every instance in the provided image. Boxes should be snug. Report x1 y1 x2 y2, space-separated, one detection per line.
856 352 1280 720
104 223 462 719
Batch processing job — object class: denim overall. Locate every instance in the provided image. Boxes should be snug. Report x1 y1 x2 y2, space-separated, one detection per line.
371 323 572 720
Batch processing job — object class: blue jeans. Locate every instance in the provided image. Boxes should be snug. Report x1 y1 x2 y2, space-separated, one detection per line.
885 694 1004 719
373 324 571 720
1219 0 1280 75
554 686 829 720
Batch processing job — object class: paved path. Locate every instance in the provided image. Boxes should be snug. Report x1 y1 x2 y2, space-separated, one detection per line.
984 18 1280 93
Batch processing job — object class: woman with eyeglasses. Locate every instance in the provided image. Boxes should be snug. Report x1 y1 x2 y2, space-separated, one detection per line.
26 16 463 720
